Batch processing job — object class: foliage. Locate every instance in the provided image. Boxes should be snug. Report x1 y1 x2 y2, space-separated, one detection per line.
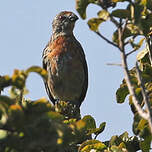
75 0 152 151
1 0 152 151
0 66 140 152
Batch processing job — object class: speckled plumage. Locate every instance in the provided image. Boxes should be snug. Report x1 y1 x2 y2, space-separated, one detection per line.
42 11 88 107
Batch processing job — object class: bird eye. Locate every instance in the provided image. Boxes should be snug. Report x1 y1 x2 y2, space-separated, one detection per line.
59 15 66 20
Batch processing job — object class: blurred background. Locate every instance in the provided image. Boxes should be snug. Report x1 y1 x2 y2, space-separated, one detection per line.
0 0 134 141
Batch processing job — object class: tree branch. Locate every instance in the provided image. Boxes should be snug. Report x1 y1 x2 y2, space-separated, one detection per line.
146 36 152 66
95 31 118 48
126 48 137 57
135 62 152 133
106 63 122 66
120 47 148 120
118 21 149 120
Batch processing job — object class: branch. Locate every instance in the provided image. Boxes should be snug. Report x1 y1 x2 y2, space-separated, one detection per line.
95 31 118 48
120 49 148 120
118 20 149 120
106 63 122 66
126 48 137 57
135 62 152 133
109 15 119 28
146 36 152 66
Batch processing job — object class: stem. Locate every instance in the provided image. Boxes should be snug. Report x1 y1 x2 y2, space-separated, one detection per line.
136 62 152 133
146 37 152 66
119 26 148 120
126 48 137 57
95 31 118 48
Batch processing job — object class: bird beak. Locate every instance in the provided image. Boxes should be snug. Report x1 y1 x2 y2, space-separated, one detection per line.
69 14 79 22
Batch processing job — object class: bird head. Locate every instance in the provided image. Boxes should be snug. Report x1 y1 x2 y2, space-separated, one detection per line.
52 11 79 36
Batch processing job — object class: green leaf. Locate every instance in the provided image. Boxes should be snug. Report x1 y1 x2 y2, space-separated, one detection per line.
0 130 7 139
88 18 104 31
0 75 12 90
134 3 144 24
137 119 147 131
76 0 89 19
109 135 121 146
112 0 126 2
147 0 152 11
136 48 149 61
112 28 133 44
119 132 129 142
131 38 145 50
126 23 142 35
82 115 96 129
111 9 130 19
0 95 15 105
141 13 152 35
88 122 106 137
116 84 129 103
76 0 99 19
11 69 27 89
78 139 106 152
97 122 106 135
26 66 48 80
47 111 64 121
111 145 125 152
140 135 152 152
98 10 109 20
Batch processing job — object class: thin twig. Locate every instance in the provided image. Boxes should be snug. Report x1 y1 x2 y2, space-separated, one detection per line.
146 37 152 66
126 48 137 57
109 15 119 28
122 19 128 35
106 63 122 66
135 62 152 133
95 31 118 48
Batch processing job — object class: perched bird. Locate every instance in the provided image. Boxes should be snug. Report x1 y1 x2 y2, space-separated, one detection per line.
42 11 88 107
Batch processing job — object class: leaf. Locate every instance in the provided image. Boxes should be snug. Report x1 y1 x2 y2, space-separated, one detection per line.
136 48 149 61
116 84 129 103
109 135 121 146
131 38 145 50
98 10 109 20
78 139 106 152
0 95 15 105
140 135 151 152
134 3 144 24
141 13 152 35
147 0 152 11
0 130 7 139
88 122 106 137
110 145 126 152
88 18 104 31
111 9 130 19
118 142 126 149
0 75 12 90
137 119 147 131
112 0 126 2
112 28 133 44
76 0 99 19
96 122 106 135
119 132 129 142
12 69 27 89
47 111 64 121
26 66 48 80
126 23 142 35
82 115 96 129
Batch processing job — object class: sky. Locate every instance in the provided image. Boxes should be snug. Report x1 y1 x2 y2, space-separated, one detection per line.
0 0 135 141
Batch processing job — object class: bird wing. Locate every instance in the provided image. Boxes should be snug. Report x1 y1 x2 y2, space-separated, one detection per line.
74 39 88 106
42 43 56 104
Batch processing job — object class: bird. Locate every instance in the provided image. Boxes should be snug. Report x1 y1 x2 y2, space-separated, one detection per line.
42 11 88 107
